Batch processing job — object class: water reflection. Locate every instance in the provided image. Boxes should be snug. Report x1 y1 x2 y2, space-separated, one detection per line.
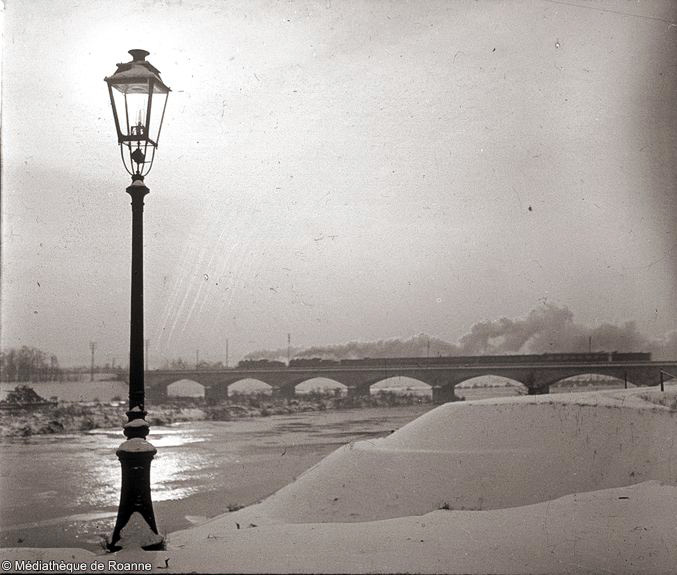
153 449 217 502
0 406 432 550
75 426 218 506
150 428 209 448
73 463 120 509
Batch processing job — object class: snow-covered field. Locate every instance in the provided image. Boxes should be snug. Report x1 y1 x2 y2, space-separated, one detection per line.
4 386 677 573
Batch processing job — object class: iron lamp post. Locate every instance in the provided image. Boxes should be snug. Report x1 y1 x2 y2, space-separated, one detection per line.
104 49 170 551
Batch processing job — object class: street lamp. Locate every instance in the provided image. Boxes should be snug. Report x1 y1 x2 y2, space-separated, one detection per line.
104 49 170 551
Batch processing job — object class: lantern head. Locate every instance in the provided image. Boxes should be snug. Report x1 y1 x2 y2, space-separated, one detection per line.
105 49 171 177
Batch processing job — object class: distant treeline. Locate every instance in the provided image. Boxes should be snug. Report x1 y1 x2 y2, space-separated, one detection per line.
0 347 64 382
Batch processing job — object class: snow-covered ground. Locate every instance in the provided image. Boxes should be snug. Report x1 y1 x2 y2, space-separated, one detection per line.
4 386 677 573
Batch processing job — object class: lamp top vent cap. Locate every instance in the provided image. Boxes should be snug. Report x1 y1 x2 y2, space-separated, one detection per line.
129 49 150 62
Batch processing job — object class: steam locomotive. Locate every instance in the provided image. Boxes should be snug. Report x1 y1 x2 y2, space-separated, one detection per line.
237 359 286 369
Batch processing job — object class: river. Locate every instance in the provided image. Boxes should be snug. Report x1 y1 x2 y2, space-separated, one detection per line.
0 406 432 551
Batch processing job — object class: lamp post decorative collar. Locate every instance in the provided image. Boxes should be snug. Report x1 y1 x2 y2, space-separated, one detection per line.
105 49 170 551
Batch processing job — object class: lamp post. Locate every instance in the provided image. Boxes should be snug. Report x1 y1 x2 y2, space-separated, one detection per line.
104 49 170 551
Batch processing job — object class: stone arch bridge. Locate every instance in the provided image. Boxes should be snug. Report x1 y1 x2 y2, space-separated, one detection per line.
138 358 677 404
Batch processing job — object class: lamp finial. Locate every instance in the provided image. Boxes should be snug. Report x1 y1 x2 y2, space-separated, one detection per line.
128 49 150 62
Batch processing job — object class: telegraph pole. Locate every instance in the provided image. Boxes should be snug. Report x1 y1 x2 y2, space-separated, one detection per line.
287 333 291 365
226 338 229 368
89 341 97 382
195 349 200 370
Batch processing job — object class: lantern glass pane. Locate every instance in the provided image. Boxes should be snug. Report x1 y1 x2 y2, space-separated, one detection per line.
109 89 147 141
110 88 127 140
126 93 149 139
146 91 168 145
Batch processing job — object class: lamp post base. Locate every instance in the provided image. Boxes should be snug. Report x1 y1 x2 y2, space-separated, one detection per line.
107 413 163 552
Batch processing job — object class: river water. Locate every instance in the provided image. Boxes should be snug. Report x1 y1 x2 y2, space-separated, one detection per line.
0 406 432 551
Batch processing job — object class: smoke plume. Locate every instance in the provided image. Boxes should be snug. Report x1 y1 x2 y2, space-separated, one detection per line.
244 304 677 361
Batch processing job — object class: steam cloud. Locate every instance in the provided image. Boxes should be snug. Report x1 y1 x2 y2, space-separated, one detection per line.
244 304 677 361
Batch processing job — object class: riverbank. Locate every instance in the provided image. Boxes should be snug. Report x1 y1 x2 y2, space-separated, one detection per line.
0 394 432 437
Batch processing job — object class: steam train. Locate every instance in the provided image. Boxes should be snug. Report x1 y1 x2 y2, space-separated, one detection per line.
338 352 651 367
237 352 651 369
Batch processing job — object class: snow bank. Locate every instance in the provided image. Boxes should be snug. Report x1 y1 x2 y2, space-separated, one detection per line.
173 388 677 540
158 481 677 574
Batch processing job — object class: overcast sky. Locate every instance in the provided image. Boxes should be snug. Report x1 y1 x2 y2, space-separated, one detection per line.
2 0 676 367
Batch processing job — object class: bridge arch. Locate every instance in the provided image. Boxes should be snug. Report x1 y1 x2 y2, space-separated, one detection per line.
167 379 206 399
455 375 527 400
227 378 273 397
550 373 631 392
370 376 432 398
295 377 348 396
454 373 529 388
